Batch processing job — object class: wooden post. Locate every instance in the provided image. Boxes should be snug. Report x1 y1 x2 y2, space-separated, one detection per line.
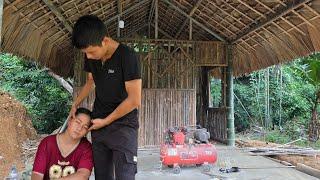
117 0 122 38
226 45 235 146
265 67 271 129
74 49 86 88
73 49 92 109
0 0 4 51
189 19 192 40
199 67 209 127
117 16 121 38
155 0 158 39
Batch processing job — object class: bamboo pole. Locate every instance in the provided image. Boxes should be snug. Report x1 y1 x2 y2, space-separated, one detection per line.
154 0 158 39
226 45 235 146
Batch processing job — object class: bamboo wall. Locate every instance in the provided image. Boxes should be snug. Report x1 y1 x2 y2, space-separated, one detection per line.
139 89 196 148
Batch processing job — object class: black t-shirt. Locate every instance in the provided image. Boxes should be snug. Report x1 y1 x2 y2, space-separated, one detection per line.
83 44 141 128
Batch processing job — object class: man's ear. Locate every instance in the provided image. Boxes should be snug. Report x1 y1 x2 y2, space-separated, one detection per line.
102 37 109 46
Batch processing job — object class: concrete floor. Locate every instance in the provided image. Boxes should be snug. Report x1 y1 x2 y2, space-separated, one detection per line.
135 144 318 180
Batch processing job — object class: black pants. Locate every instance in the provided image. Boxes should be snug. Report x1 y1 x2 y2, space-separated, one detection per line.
92 124 138 180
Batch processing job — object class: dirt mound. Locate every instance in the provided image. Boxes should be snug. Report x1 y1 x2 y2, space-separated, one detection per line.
0 92 37 178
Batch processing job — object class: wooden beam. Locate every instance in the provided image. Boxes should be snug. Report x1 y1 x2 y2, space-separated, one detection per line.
237 0 266 18
105 0 149 25
4 0 22 11
207 1 246 29
232 0 310 43
304 3 320 17
162 0 225 42
42 0 72 33
292 10 315 28
280 16 306 35
123 24 148 38
189 18 192 40
175 0 203 38
117 0 122 38
254 0 276 14
150 24 173 39
155 0 158 38
148 0 155 24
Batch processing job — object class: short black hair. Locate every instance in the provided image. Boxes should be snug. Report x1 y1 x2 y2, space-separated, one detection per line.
75 107 92 119
72 15 107 49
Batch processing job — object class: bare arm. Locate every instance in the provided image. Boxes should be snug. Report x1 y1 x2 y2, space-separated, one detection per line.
107 79 142 123
59 168 91 180
70 73 95 117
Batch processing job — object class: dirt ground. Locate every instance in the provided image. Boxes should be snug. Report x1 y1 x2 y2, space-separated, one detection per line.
236 139 320 171
0 92 37 178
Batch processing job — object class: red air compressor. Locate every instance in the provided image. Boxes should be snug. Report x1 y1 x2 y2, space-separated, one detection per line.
160 126 217 174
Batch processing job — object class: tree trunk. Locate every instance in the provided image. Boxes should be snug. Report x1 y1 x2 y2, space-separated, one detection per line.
308 90 320 142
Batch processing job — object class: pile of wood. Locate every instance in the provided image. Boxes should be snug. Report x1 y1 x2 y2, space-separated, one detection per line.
245 146 320 156
236 139 320 156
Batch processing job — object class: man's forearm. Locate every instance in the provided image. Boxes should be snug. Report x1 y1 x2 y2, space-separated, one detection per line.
72 81 94 107
105 97 140 123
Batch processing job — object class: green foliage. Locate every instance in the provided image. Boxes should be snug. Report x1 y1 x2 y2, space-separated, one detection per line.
211 53 320 143
0 53 72 133
265 130 291 144
210 79 222 107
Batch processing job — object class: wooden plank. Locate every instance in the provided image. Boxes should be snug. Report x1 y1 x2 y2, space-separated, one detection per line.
42 0 72 33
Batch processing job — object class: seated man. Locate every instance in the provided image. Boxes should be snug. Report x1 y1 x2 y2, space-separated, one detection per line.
31 108 93 180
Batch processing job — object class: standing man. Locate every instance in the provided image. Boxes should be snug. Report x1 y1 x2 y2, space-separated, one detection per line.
71 15 141 180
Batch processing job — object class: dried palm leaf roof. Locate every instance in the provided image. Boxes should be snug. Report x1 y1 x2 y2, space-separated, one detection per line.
2 0 320 77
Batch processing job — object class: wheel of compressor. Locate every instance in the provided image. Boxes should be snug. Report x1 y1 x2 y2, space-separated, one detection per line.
202 164 211 172
173 166 181 174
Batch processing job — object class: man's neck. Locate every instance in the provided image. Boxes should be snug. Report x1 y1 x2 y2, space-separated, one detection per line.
101 40 120 62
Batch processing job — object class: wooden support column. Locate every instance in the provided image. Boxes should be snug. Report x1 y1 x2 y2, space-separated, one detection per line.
73 49 86 87
189 19 192 40
155 0 158 39
73 49 92 109
198 67 210 127
117 0 122 38
148 0 155 39
226 45 235 146
0 0 3 51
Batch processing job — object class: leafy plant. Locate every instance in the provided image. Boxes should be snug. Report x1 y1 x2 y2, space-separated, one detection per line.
0 53 72 133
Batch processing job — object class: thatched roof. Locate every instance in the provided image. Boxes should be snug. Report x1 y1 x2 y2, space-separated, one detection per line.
2 0 320 77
